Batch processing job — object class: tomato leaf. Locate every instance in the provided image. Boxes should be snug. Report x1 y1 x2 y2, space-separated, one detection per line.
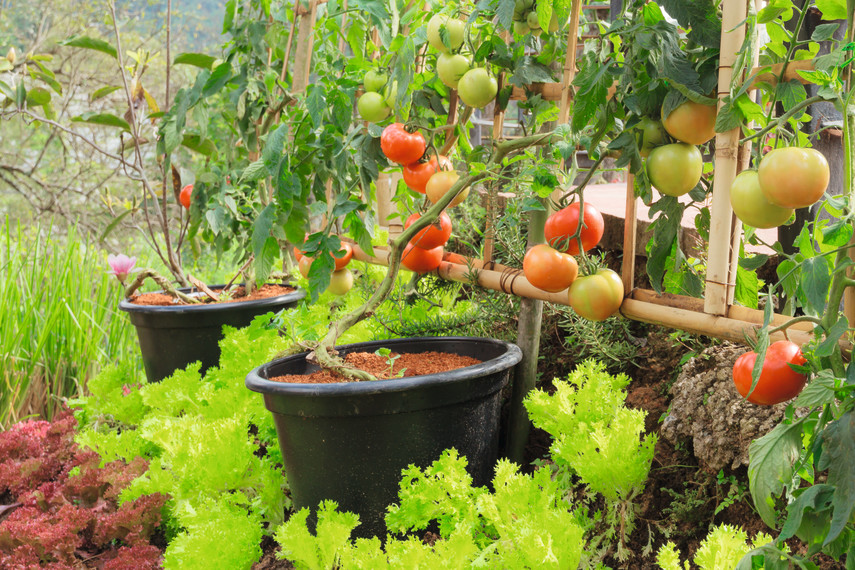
658 0 721 48
181 135 218 158
734 266 760 309
714 97 744 133
817 410 855 545
255 237 279 286
815 0 848 20
306 84 326 129
820 220 853 247
748 418 805 528
816 316 848 358
792 372 838 408
496 0 515 31
779 484 835 542
801 256 831 314
174 52 217 70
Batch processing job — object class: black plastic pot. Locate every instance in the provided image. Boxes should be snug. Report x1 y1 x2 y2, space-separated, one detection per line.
120 285 305 383
245 336 522 538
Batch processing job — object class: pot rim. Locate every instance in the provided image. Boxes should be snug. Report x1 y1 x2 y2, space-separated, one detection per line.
118 283 305 315
245 336 522 397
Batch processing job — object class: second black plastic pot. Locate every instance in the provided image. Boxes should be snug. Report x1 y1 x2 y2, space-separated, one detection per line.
245 336 522 538
120 284 305 383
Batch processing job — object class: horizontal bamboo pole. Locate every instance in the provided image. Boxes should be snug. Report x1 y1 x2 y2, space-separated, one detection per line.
350 245 840 350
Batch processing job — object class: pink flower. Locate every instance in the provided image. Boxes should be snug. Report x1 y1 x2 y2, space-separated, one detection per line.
107 254 137 284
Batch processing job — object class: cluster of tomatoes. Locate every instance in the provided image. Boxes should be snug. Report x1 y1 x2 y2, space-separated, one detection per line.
379 123 467 274
730 146 830 229
427 14 498 109
643 100 717 198
357 69 395 124
511 0 561 37
522 201 623 321
295 242 355 295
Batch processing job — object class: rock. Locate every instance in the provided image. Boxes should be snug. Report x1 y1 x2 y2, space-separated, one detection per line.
661 342 789 471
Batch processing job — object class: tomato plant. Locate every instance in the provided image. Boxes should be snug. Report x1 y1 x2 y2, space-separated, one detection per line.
405 211 452 250
523 244 578 293
179 184 193 209
544 202 604 255
567 268 623 321
646 143 703 197
757 147 830 209
401 243 443 274
381 123 426 165
729 170 793 229
732 341 807 405
662 100 717 146
457 68 498 109
426 170 469 207
403 155 453 194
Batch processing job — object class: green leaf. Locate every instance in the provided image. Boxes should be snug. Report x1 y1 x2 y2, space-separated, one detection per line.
715 98 744 132
815 0 847 20
734 266 760 309
31 71 62 95
496 0 515 30
180 134 217 158
792 372 838 408
263 124 288 171
0 59 11 73
748 419 805 527
98 209 135 242
812 23 840 42
775 80 808 113
90 85 120 102
658 0 721 48
818 410 855 544
739 254 769 271
816 316 848 358
72 112 130 131
255 237 279 285
536 0 553 33
779 484 835 542
25 86 51 106
240 160 268 183
821 220 853 247
60 36 117 59
646 197 684 293
0 80 14 100
306 85 326 129
801 256 831 313
174 52 217 70
202 62 232 97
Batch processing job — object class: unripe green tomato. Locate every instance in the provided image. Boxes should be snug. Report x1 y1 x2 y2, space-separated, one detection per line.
730 170 793 229
363 70 388 93
548 14 560 33
427 14 464 53
513 20 530 35
383 80 399 108
647 143 703 197
637 117 666 157
526 11 541 29
531 27 543 37
436 52 470 89
328 268 354 295
357 92 391 123
457 68 498 108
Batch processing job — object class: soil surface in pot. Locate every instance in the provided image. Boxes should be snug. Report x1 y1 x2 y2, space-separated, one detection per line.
129 284 296 307
269 351 482 383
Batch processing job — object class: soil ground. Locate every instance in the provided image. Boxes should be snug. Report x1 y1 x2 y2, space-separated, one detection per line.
130 284 295 306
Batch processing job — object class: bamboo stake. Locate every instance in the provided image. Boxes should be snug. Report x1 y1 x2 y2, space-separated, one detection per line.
292 0 319 94
558 0 584 125
704 0 749 315
483 31 511 265
621 173 637 295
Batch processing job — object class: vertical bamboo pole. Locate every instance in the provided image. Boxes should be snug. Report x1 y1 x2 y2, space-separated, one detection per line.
292 0 319 95
704 0 749 315
622 173 637 295
483 32 510 265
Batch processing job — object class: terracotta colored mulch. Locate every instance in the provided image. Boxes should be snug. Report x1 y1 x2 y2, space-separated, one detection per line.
270 351 482 384
130 284 296 307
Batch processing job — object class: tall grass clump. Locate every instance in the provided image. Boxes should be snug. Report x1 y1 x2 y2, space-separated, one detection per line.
0 220 138 428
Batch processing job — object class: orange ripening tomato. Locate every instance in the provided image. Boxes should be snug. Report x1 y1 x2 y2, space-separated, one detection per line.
293 246 304 261
732 340 808 405
567 268 623 321
523 244 578 293
381 123 426 165
403 155 453 194
179 184 193 209
333 243 353 270
662 100 717 145
298 255 313 278
401 243 443 274
757 147 830 209
405 211 452 249
545 202 604 255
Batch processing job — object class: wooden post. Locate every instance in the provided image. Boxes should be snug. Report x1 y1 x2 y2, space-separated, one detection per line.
704 0 749 315
292 0 319 94
621 174 637 295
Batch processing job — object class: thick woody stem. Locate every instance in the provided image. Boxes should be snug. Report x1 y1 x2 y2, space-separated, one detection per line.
123 269 200 304
310 132 557 380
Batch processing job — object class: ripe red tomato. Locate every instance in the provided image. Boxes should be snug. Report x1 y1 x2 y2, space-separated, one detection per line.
523 244 578 293
730 170 793 229
333 243 353 270
757 147 830 209
567 268 623 321
381 123 426 165
662 100 717 145
405 211 453 249
293 246 304 261
401 242 443 273
179 184 193 209
544 202 604 255
647 143 703 197
403 155 453 194
732 340 808 405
